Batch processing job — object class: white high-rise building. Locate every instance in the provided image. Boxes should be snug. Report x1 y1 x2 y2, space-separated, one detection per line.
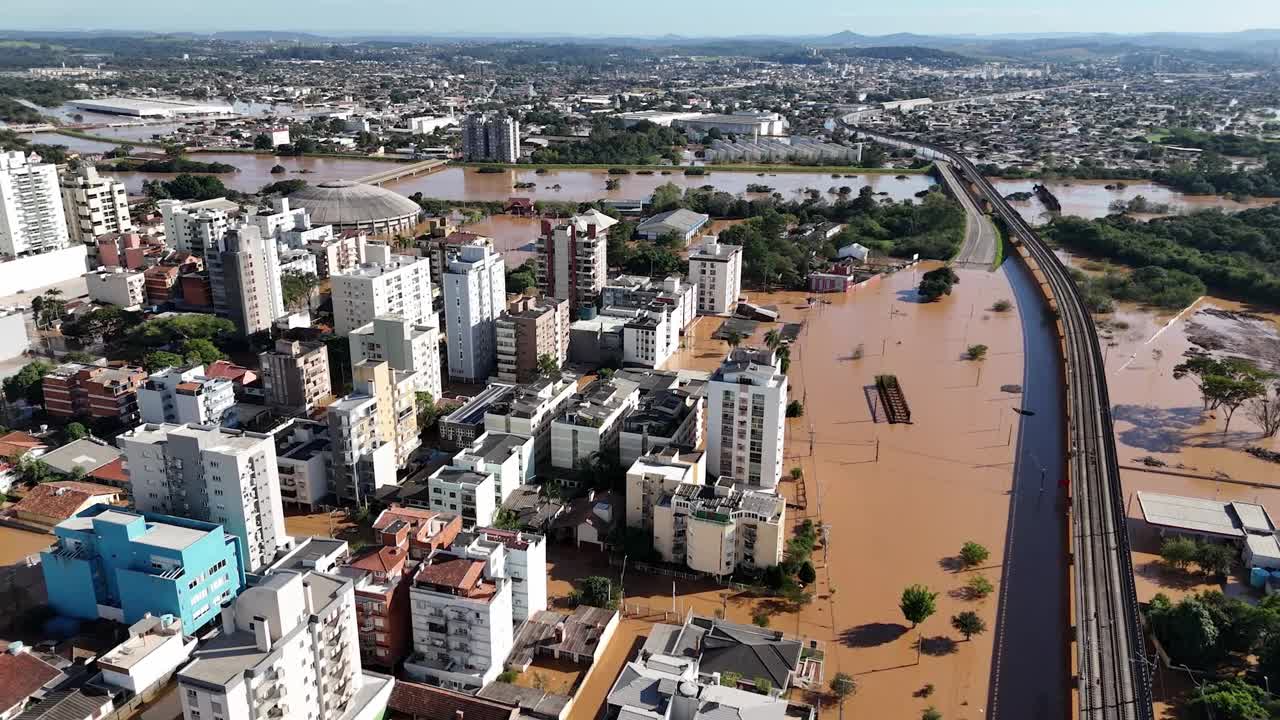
451 527 547 622
177 569 393 720
331 249 434 336
689 237 743 315
0 150 68 258
60 164 133 247
159 198 229 259
120 423 288 572
706 348 788 490
138 365 237 426
350 315 442 403
443 242 506 383
405 552 514 690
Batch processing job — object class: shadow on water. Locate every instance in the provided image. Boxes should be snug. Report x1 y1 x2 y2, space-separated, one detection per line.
1111 404 1204 453
839 622 909 648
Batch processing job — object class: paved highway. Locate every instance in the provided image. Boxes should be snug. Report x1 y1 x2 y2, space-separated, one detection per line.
849 124 1153 720
934 160 1000 267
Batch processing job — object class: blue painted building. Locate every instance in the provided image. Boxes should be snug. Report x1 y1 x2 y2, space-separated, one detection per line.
41 504 246 635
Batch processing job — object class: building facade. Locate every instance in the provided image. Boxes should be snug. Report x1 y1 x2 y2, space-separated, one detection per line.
42 362 147 422
0 150 67 258
689 238 743 315
177 569 389 720
328 361 420 504
350 316 443 403
258 339 332 416
443 242 506 383
706 348 788 489
60 164 132 248
138 365 237 427
405 553 514 690
331 250 434 336
84 268 147 308
462 114 521 163
495 295 570 383
536 211 614 312
120 423 287 573
451 527 547 623
652 477 786 575
220 225 284 335
549 378 640 471
41 505 245 635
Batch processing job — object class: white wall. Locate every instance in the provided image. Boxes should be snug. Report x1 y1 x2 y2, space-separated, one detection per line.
0 245 87 296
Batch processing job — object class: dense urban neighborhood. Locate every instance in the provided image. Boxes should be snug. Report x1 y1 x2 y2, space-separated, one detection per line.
0 20 1279 720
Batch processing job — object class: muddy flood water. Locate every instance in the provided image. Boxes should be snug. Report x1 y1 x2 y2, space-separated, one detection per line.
552 260 1050 720
989 178 1279 224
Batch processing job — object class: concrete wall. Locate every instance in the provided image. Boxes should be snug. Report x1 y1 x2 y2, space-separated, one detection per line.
0 245 87 296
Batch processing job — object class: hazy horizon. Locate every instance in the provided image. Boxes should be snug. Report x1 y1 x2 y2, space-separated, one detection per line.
7 0 1280 38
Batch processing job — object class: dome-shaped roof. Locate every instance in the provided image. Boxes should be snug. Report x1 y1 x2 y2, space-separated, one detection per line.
287 180 421 227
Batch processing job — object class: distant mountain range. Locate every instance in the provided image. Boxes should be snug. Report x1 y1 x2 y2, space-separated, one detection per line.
4 28 1280 57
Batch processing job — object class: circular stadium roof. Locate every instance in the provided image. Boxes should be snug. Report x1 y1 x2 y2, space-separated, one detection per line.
287 180 421 227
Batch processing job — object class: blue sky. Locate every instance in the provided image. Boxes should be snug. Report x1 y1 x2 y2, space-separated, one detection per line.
8 0 1280 36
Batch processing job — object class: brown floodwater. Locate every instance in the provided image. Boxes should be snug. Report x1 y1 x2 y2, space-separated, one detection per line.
463 215 541 268
386 167 935 204
654 263 1031 719
989 178 1279 224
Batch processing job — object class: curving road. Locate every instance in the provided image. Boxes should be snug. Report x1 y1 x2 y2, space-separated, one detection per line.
850 124 1153 720
935 159 1000 267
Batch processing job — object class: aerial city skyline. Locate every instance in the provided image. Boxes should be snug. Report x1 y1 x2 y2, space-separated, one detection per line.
0 12 1278 720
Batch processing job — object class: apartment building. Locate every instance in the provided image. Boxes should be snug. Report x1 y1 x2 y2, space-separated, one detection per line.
372 505 463 561
273 420 331 509
422 231 488 291
602 275 697 353
550 377 641 471
706 348 788 490
443 241 506 383
138 365 236 427
328 361 420 504
143 264 181 304
653 476 786 576
306 230 367 279
425 464 497 530
483 375 578 472
688 237 743 315
42 362 147 422
0 150 68 258
454 431 534 503
59 164 132 247
405 552 514 690
120 423 287 573
451 527 547 623
535 211 614 311
625 446 706 530
496 295 570 383
40 505 245 635
351 315 442 402
220 225 285 335
177 569 393 720
331 248 434 336
159 198 231 304
85 268 147 308
345 520 418 670
97 231 162 270
462 113 521 163
258 339 332 416
619 379 705 468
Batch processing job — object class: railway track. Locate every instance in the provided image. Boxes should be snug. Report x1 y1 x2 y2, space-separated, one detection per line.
847 126 1153 720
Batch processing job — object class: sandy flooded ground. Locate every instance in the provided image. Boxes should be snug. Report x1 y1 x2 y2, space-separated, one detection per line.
627 262 1028 719
0 525 54 565
1088 296 1280 604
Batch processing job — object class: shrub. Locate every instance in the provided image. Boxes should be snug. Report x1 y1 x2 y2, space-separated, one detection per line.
967 574 994 599
922 708 942 720
786 400 804 417
497 670 518 683
1160 536 1199 569
992 299 1013 312
959 541 990 568
752 609 771 627
798 561 817 584
964 344 989 361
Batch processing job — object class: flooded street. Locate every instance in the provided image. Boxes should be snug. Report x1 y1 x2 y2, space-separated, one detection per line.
464 215 540 267
657 259 1060 719
989 178 1279 223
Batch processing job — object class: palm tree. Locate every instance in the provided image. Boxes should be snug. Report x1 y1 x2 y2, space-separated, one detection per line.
725 332 743 350
776 346 791 374
764 329 782 351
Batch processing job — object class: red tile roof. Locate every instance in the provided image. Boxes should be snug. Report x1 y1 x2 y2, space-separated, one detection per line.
88 458 128 485
11 484 117 523
412 554 493 598
0 431 46 460
0 649 63 714
349 545 407 575
388 681 515 720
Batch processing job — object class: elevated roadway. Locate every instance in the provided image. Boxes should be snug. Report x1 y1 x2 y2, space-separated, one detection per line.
934 159 1000 267
850 124 1152 720
355 159 448 186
